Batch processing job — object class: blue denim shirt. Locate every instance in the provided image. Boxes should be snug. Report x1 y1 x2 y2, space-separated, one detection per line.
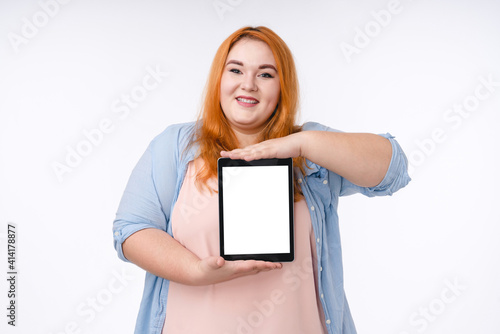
112 121 411 334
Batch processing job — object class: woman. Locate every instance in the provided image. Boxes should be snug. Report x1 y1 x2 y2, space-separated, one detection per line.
113 26 410 334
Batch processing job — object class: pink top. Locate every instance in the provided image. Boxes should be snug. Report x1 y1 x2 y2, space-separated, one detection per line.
163 161 326 334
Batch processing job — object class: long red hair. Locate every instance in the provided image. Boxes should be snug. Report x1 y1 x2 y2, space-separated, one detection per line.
193 26 305 200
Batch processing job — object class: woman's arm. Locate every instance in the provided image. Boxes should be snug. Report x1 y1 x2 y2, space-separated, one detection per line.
122 228 282 286
115 124 282 287
300 131 391 187
220 130 392 188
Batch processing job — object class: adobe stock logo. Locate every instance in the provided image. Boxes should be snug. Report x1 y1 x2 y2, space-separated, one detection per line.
398 277 466 334
225 257 313 334
340 0 404 63
8 0 73 54
407 74 499 174
47 268 135 334
51 64 169 183
212 0 244 20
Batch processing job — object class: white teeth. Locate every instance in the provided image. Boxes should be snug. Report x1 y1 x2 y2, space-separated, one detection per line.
237 97 258 104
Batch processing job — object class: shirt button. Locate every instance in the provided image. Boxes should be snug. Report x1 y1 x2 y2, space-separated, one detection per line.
326 319 331 325
320 267 323 271
298 178 302 183
321 294 324 299
323 180 328 184
311 206 315 211
316 238 320 243
114 231 119 236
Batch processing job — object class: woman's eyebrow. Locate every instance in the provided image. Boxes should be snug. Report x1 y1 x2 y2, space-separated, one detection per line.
258 64 277 72
226 60 243 66
226 60 277 72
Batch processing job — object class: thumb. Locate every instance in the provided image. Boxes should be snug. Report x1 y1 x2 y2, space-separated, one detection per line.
205 256 225 269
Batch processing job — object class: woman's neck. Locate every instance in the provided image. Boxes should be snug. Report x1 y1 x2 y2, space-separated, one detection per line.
232 128 261 148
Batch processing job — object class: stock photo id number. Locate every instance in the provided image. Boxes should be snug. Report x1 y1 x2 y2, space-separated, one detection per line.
6 223 17 326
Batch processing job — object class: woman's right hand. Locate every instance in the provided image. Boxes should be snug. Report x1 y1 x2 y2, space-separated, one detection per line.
191 256 282 286
123 228 281 286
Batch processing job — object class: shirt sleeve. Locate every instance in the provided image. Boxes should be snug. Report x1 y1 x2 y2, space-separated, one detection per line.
112 126 181 263
339 133 411 197
301 121 411 197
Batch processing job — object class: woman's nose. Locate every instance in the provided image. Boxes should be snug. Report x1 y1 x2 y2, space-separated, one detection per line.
240 75 257 91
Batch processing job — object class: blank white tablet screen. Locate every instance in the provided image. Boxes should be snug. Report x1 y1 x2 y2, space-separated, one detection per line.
222 165 290 255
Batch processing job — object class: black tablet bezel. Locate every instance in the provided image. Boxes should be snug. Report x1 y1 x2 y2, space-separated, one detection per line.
217 157 294 262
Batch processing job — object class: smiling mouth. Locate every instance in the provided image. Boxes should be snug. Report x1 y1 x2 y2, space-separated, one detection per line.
236 97 259 104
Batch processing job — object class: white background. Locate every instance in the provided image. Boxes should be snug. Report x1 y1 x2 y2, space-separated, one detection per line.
1 0 499 333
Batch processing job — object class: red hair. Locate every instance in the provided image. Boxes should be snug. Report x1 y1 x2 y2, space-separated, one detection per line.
193 26 305 200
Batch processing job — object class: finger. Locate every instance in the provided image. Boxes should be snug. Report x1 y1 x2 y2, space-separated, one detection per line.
216 257 225 267
234 260 281 273
224 147 264 161
220 149 246 159
204 256 225 270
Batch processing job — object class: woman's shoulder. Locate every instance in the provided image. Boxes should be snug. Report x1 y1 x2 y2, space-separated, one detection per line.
147 121 198 161
153 121 197 142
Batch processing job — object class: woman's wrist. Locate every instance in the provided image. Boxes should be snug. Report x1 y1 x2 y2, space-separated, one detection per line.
295 130 311 160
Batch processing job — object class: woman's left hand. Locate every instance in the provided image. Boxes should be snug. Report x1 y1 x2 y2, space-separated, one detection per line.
220 132 304 161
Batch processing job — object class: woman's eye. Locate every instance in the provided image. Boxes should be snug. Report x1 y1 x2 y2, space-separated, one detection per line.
259 72 274 78
229 68 241 74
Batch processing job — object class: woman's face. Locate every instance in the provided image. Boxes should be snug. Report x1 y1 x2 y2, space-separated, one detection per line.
220 38 280 139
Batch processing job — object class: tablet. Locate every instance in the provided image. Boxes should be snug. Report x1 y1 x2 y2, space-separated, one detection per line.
218 157 294 262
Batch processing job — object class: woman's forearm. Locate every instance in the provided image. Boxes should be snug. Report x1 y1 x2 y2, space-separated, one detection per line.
122 228 201 285
122 228 282 286
299 131 392 187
